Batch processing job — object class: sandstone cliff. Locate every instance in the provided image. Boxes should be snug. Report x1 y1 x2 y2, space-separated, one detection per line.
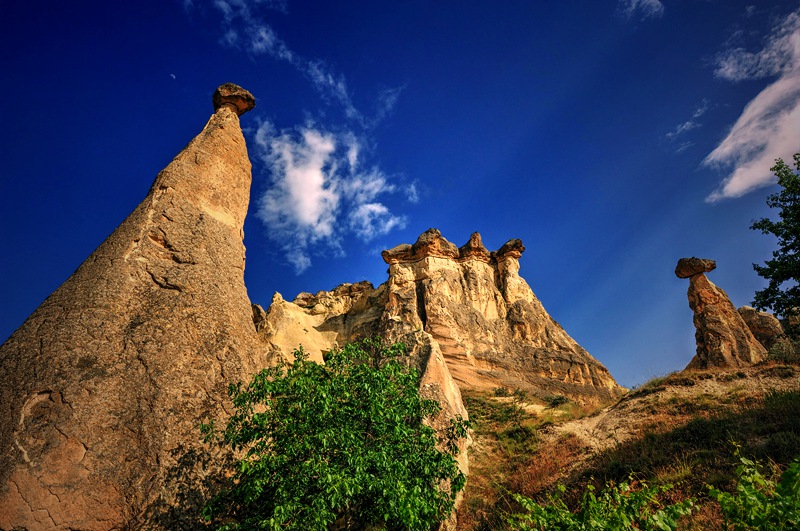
676 258 767 369
0 84 271 529
259 229 623 404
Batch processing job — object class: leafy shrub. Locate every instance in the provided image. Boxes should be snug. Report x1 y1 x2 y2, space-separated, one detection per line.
495 386 512 397
544 395 570 408
201 339 469 530
709 450 800 530
507 480 694 530
768 338 800 363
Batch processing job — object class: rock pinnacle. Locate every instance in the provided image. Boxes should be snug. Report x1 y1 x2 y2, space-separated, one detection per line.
0 85 268 529
212 82 256 115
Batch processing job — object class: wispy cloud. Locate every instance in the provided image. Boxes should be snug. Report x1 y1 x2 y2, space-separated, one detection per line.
185 0 408 271
192 0 371 123
666 100 711 143
254 121 405 273
705 8 800 202
617 0 664 21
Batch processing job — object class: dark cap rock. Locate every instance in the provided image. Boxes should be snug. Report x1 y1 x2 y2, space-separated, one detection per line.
212 83 256 116
675 257 716 279
494 238 525 260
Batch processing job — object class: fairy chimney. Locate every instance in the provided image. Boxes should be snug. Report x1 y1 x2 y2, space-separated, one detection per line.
676 258 767 369
0 84 269 529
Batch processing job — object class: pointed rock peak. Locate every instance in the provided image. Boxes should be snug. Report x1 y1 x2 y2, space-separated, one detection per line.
212 83 256 116
494 238 525 260
459 232 491 261
676 257 716 278
0 83 266 528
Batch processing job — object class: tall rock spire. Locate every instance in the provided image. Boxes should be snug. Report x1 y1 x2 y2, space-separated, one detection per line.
0 84 268 528
675 257 767 369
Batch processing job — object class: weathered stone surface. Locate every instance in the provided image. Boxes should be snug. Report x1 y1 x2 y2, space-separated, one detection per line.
458 232 491 262
738 306 785 350
680 265 767 369
0 84 270 529
259 230 624 405
212 82 255 116
381 228 459 263
675 257 716 279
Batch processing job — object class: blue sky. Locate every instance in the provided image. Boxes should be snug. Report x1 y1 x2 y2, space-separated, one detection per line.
1 0 799 387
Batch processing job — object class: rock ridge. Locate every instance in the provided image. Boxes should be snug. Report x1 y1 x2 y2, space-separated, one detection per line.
260 229 624 404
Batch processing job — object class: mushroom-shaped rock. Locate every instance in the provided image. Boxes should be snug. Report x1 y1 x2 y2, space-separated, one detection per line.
382 243 414 264
675 257 716 278
678 262 767 369
0 84 265 528
459 232 491 262
212 83 256 116
494 238 526 260
412 228 459 259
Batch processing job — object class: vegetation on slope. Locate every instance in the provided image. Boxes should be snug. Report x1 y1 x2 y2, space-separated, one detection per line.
457 363 800 530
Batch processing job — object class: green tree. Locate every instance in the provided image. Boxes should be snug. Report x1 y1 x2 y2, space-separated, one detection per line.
201 339 469 531
751 153 800 332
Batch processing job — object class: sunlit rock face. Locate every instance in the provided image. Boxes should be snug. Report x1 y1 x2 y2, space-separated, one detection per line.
0 84 271 529
676 258 767 370
259 229 624 405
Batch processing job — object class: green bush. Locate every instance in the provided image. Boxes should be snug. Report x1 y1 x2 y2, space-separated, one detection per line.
507 480 694 530
709 449 800 530
768 338 800 363
544 394 570 408
201 339 469 530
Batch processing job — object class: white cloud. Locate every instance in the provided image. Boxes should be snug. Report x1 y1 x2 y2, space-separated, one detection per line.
348 203 406 240
185 1 411 270
705 9 800 202
617 0 664 21
254 121 404 273
406 182 420 204
186 0 408 127
666 100 710 143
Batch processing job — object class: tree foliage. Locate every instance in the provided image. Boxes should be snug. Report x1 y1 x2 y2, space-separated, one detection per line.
201 338 469 530
751 153 800 329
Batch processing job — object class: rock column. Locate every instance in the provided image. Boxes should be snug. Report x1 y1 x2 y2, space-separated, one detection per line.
676 258 767 369
0 84 269 529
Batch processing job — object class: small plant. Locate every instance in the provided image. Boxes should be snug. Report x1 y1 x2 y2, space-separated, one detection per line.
544 394 569 409
495 386 512 397
507 479 695 530
708 448 800 530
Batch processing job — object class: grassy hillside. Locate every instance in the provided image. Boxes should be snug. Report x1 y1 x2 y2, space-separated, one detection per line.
456 361 800 529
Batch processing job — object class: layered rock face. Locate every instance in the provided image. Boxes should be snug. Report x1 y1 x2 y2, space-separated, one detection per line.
260 230 623 404
0 84 271 529
676 258 767 369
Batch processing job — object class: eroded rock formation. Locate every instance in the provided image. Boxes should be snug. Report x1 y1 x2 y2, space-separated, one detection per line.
738 306 785 351
259 229 623 404
676 258 767 369
0 84 270 529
